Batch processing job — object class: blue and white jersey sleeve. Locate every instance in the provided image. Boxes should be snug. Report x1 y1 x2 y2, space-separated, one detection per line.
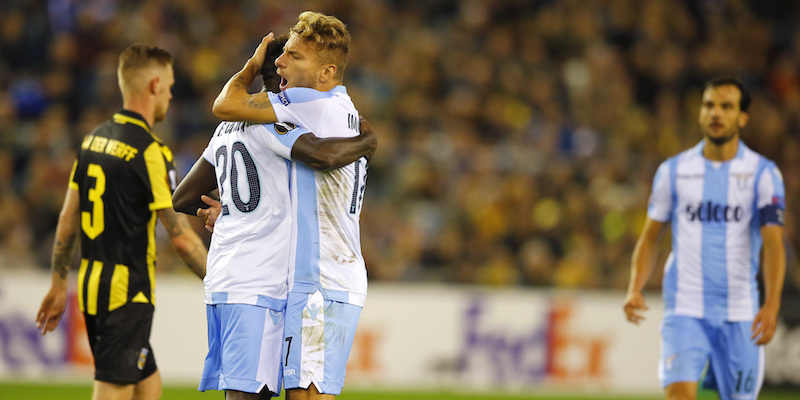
268 88 322 131
647 160 674 223
756 161 785 227
268 86 359 139
248 122 309 160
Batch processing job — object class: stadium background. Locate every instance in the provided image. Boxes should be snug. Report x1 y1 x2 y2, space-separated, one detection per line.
1 0 799 398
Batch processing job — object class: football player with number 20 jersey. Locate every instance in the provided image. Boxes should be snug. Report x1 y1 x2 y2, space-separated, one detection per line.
212 12 371 398
174 32 375 399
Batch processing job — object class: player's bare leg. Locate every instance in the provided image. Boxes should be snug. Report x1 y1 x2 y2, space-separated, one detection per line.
132 370 162 400
91 369 161 400
224 388 275 400
286 384 335 400
92 381 135 400
665 381 697 400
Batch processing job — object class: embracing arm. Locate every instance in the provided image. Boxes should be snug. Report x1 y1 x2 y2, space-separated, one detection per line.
752 224 786 345
213 35 279 123
173 158 218 215
292 116 377 170
36 186 80 335
158 208 207 279
623 217 666 324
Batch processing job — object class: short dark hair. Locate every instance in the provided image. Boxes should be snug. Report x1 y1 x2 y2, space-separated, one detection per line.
704 76 751 112
262 34 289 93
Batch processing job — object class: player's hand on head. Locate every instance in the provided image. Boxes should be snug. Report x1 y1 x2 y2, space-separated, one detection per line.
623 291 648 325
249 33 274 70
198 195 222 232
751 305 779 345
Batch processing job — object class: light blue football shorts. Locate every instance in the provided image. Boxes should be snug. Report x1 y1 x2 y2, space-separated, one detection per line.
282 290 362 395
199 303 285 396
659 314 764 400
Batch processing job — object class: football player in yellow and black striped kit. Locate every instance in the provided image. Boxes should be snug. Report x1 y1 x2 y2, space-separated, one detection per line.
36 44 207 400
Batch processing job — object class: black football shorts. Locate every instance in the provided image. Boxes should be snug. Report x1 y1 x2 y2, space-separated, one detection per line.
84 302 158 384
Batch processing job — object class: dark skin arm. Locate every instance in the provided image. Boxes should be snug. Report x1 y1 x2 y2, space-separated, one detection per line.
292 116 377 170
174 116 376 214
171 122 375 215
173 158 218 215
198 117 378 233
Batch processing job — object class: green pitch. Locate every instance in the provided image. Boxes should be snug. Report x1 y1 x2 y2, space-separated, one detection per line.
1 383 798 399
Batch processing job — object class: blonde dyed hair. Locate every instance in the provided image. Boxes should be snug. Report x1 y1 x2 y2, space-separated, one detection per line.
117 44 173 94
290 11 350 80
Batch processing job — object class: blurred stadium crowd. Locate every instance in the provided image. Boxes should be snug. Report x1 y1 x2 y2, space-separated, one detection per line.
1 0 799 290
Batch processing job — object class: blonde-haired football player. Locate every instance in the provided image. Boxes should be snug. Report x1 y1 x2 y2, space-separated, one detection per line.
212 11 370 400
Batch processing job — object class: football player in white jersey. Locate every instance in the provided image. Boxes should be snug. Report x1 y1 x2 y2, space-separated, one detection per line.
623 76 786 400
173 35 375 400
211 12 369 399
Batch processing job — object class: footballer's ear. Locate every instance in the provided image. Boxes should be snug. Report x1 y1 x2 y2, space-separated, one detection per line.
319 64 337 84
738 111 749 128
148 76 160 95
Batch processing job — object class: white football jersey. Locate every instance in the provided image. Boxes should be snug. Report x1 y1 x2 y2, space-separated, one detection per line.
201 120 308 308
268 86 368 306
648 140 785 322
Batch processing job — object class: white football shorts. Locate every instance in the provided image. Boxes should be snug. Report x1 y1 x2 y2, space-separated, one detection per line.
199 303 285 396
282 290 362 395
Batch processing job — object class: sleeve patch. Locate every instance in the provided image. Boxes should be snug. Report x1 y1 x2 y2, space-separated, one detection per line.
277 91 291 106
760 202 785 226
275 122 296 134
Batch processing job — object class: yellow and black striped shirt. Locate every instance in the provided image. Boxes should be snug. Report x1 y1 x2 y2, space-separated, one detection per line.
69 110 176 316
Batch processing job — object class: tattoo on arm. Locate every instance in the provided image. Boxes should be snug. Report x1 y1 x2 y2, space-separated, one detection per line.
247 95 274 110
51 231 77 280
232 76 250 94
159 209 207 279
181 243 208 279
161 208 187 237
231 73 272 109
